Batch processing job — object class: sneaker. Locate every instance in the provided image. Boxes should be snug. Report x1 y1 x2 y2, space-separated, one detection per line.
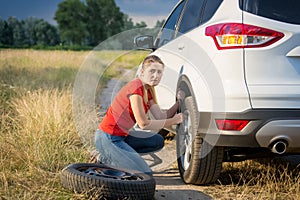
89 150 101 163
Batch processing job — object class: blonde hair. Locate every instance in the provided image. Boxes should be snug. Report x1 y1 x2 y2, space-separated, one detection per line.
141 55 164 105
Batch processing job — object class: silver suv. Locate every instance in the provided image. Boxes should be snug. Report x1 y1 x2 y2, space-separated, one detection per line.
135 0 300 185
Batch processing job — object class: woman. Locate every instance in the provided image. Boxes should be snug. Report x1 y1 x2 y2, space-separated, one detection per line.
94 55 183 175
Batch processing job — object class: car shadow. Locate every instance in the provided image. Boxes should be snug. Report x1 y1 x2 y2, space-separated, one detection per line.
217 156 300 186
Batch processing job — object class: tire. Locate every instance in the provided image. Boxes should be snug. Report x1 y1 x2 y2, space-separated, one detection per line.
176 96 224 185
60 163 156 200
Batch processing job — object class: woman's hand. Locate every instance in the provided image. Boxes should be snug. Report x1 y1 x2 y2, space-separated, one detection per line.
176 90 186 101
172 113 183 124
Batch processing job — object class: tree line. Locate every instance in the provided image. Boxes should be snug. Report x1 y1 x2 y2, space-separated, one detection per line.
0 0 164 50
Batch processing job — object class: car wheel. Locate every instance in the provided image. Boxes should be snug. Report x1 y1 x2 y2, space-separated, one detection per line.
60 163 156 200
176 96 224 185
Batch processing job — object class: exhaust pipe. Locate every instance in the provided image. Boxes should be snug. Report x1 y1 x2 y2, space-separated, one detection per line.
271 141 287 154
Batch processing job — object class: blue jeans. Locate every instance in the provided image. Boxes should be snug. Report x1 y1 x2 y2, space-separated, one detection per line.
94 129 164 175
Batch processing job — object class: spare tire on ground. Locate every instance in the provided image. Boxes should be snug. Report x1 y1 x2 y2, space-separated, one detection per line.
60 163 156 200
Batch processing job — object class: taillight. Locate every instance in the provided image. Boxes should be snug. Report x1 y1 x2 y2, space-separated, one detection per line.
215 119 249 131
205 23 284 50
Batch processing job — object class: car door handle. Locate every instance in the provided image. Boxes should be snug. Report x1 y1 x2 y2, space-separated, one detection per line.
287 46 300 57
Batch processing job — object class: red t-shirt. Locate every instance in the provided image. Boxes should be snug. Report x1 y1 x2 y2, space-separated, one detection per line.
99 78 152 136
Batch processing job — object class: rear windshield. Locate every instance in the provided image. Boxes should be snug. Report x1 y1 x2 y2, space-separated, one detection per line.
241 0 300 25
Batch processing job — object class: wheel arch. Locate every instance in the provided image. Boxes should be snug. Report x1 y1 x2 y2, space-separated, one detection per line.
177 75 200 113
177 75 193 98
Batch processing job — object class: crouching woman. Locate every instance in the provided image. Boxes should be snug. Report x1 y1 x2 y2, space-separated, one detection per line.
94 55 183 175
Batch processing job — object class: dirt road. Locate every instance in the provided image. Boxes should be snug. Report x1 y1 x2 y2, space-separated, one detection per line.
141 140 212 200
148 141 213 200
154 168 212 200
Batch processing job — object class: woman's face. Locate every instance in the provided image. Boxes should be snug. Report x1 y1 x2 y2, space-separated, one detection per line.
140 62 164 87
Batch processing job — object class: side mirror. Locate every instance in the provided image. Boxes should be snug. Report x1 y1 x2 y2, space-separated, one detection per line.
134 35 154 49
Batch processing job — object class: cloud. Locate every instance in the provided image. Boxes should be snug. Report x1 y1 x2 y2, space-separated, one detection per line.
0 0 62 24
0 0 179 27
115 0 178 16
115 0 178 27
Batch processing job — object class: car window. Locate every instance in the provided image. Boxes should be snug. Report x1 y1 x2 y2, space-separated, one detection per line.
202 0 223 24
241 0 300 25
156 1 186 47
177 0 205 34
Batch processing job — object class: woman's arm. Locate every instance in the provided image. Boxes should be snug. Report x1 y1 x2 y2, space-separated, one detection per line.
149 90 185 120
149 100 179 120
130 94 182 130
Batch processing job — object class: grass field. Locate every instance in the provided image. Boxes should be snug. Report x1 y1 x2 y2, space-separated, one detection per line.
0 49 299 199
0 49 148 199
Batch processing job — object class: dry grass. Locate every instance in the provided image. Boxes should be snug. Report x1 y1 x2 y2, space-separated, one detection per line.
0 49 88 89
0 49 87 69
0 49 91 199
0 88 88 199
0 49 147 90
208 160 300 200
0 49 149 199
0 49 299 199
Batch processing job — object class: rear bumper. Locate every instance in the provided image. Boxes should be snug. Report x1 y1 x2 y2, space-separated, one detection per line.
198 109 300 153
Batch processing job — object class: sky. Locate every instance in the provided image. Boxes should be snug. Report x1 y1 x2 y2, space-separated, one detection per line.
0 0 179 27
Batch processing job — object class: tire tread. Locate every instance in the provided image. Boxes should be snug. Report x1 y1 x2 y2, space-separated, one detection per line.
177 96 224 185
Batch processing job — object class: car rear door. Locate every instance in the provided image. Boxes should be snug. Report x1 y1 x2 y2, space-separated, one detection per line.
152 0 187 109
242 0 300 109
